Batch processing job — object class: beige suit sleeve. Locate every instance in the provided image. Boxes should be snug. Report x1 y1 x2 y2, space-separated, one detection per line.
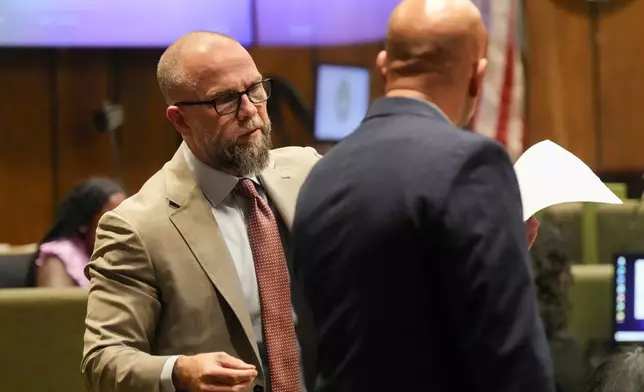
82 211 170 392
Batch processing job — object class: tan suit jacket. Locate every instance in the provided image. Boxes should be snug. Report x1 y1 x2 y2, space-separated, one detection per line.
82 144 321 392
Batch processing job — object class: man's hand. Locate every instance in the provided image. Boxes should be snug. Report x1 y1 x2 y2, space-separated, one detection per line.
173 352 258 392
526 216 540 249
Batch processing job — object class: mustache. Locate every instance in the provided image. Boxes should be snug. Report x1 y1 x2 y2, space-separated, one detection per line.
240 117 265 132
236 118 271 138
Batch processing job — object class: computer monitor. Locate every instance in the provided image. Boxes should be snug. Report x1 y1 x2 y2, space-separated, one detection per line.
313 64 370 142
614 254 644 342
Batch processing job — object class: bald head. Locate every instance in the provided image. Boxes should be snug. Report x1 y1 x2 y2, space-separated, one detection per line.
383 0 487 82
157 31 244 104
159 31 271 177
377 0 488 126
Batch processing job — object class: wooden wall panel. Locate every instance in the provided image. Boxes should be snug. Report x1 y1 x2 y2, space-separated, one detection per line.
251 46 315 147
524 0 596 166
0 50 53 244
6 4 644 244
597 0 644 171
0 43 380 244
115 49 179 194
55 50 113 199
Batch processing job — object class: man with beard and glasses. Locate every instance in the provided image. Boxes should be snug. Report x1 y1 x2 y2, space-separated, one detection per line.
82 31 320 392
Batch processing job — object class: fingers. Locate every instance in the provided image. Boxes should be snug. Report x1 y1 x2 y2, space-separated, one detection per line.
204 367 257 385
199 381 254 392
215 352 256 370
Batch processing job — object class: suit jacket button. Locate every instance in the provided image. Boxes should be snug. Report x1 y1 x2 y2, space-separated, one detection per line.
253 386 264 392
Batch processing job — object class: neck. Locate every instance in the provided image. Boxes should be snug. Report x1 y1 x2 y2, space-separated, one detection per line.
184 139 232 175
386 88 431 101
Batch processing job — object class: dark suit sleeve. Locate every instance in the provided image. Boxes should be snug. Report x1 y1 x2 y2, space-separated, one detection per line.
438 140 555 392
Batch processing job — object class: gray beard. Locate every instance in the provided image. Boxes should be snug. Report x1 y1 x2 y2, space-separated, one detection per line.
198 124 272 177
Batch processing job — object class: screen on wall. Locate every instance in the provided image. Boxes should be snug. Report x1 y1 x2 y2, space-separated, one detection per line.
314 64 370 142
0 0 253 47
255 0 399 46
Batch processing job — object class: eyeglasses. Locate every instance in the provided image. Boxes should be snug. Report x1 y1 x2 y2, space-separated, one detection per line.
174 79 272 116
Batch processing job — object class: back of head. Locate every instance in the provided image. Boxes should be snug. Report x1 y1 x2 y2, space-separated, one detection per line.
42 177 125 244
378 0 488 125
586 346 644 392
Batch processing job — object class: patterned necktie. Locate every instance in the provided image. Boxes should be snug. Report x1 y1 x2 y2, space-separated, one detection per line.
235 178 302 392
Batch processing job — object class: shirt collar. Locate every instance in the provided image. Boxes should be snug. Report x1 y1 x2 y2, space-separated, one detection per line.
182 145 260 207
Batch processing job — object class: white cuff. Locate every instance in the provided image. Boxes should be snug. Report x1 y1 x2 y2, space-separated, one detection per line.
160 355 181 392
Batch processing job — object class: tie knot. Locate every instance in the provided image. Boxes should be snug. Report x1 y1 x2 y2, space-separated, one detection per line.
235 178 259 200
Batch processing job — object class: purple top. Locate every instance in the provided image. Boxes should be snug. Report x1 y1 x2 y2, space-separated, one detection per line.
35 237 90 287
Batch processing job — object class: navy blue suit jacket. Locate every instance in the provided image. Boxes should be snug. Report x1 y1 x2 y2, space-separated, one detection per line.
291 97 555 392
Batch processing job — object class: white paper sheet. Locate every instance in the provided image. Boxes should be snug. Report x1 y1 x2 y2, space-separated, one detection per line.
513 140 623 221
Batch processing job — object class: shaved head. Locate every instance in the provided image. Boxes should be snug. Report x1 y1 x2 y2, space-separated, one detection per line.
157 31 239 104
385 0 486 80
378 0 488 125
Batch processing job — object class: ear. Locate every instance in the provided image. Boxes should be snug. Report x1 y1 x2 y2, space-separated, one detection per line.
376 50 388 77
166 106 192 137
468 58 488 98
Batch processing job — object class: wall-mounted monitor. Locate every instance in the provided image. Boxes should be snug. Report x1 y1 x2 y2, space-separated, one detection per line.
0 0 253 47
314 64 370 142
255 0 398 46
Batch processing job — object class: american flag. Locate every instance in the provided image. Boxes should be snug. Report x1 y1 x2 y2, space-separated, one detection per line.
469 0 525 161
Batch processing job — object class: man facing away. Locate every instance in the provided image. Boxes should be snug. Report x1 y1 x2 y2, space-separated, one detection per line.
82 32 319 392
291 1 555 391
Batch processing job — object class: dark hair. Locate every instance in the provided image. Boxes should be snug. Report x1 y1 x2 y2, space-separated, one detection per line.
585 346 644 392
26 177 125 286
530 221 572 338
41 178 125 244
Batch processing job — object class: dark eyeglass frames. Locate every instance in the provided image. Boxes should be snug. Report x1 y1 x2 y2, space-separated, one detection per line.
173 79 272 116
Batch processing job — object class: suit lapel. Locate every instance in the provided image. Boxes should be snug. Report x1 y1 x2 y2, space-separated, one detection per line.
260 164 299 229
165 145 261 365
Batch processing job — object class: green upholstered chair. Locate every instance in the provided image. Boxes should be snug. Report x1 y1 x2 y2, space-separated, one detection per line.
582 181 629 265
569 264 613 346
540 204 583 263
0 288 88 392
605 183 628 201
541 200 644 265
0 243 38 288
596 203 644 263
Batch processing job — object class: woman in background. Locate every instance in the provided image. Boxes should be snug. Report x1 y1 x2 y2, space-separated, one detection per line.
530 221 591 392
27 178 126 288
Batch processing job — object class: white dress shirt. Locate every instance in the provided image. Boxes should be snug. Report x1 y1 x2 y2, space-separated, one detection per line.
160 147 304 392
